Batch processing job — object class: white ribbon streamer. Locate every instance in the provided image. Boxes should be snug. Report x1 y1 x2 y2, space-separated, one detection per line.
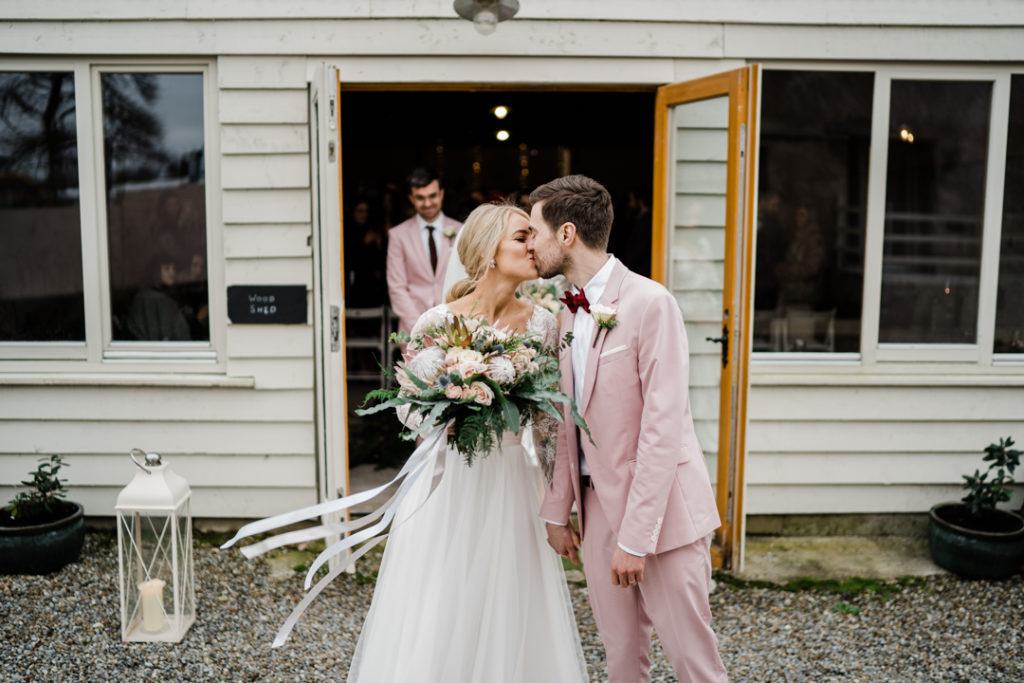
220 424 450 647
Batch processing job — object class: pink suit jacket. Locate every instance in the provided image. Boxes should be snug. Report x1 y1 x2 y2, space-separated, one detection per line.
385 216 462 335
539 259 721 555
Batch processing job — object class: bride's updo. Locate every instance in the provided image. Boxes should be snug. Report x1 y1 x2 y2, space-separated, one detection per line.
445 202 529 302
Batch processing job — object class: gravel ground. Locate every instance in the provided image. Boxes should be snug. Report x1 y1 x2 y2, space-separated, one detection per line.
2 532 1023 682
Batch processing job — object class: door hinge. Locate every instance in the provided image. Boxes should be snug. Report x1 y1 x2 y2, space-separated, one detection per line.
330 305 340 352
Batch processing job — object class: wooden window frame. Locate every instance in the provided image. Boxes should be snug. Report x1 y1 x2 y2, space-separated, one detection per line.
750 62 1021 376
0 58 224 373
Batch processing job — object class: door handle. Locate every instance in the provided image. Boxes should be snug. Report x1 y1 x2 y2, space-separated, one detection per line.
706 325 729 368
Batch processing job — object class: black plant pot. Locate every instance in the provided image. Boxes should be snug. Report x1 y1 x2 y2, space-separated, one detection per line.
0 502 85 574
928 502 1024 580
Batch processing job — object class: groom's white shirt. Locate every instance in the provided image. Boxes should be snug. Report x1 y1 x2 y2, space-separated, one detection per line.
544 255 645 557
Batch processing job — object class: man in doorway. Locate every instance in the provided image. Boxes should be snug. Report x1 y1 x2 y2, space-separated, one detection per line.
386 167 463 337
528 174 728 683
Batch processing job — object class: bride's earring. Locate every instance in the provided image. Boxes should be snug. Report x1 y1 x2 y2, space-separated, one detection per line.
489 259 496 269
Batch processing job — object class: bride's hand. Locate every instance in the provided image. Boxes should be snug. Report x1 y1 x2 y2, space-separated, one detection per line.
545 522 580 566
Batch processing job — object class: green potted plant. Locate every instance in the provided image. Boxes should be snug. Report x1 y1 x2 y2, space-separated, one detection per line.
929 437 1024 580
0 455 85 574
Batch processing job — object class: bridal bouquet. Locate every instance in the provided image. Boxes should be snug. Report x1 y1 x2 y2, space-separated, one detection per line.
358 314 587 464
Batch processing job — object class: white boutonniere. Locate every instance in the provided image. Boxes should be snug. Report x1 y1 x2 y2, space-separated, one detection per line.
590 304 617 347
591 304 618 330
443 226 457 240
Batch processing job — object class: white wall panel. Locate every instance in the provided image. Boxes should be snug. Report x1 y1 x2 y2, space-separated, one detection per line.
0 485 319 519
221 154 310 189
221 124 309 154
225 258 313 287
222 188 311 224
0 420 314 454
218 56 308 89
219 89 308 124
0 387 312 422
223 224 312 259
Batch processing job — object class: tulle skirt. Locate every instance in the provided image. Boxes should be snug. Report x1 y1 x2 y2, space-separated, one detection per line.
347 434 589 683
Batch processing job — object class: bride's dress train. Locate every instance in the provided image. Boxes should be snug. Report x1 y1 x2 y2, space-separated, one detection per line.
346 304 588 683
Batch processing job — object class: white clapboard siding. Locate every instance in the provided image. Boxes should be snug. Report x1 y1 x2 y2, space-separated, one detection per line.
668 97 731 466
225 359 315 390
745 381 1024 513
0 386 312 422
224 225 312 259
1 421 315 455
221 124 310 155
749 420 1023 454
0 486 319 520
0 453 314 488
8 1 1024 27
225 258 313 288
748 452 1002 485
226 326 313 359
222 189 311 224
222 154 310 190
220 89 308 124
219 57 309 90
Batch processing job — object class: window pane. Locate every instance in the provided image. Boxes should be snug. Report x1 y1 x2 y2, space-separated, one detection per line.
102 73 208 342
995 75 1024 354
878 80 991 344
753 70 873 353
0 72 84 341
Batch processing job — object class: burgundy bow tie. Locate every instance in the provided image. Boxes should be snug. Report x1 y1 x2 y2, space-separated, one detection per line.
560 290 590 314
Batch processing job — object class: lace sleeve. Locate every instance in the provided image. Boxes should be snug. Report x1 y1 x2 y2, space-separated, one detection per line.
528 306 562 481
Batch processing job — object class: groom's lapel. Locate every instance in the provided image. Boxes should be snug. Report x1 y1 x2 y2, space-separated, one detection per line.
580 260 626 415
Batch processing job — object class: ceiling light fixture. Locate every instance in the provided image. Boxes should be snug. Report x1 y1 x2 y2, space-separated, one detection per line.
454 0 520 36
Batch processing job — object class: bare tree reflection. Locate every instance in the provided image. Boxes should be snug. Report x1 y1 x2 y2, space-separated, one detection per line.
0 72 83 341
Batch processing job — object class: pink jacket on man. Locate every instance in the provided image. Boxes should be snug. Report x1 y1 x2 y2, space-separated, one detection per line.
385 216 462 335
539 259 720 555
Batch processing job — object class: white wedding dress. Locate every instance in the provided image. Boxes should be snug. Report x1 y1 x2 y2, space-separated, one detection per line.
346 304 589 683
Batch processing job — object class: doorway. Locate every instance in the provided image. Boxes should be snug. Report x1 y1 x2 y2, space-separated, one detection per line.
339 88 656 471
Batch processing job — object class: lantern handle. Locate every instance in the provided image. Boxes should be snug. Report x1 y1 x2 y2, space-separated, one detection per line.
129 448 154 474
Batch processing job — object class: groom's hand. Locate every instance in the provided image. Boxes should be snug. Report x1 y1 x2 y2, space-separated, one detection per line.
545 522 580 565
610 548 646 587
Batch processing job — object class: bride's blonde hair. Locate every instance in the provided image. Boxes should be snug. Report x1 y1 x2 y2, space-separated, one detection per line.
445 202 530 302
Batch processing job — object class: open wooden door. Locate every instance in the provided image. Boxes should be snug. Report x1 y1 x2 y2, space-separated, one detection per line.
651 66 759 571
308 64 349 555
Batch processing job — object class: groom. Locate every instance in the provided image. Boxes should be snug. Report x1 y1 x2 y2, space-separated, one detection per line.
527 175 729 683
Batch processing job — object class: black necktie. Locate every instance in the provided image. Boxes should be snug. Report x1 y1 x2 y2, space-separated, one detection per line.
425 225 438 273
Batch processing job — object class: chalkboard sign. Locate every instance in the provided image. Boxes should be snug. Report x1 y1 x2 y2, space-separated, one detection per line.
227 285 307 324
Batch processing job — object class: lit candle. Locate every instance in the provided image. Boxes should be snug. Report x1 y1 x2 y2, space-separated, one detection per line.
139 579 166 633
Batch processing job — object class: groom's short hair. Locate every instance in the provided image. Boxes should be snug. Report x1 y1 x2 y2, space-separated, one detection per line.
530 175 613 250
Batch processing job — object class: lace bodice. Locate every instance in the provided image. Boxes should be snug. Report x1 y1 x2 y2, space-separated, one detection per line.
409 303 560 350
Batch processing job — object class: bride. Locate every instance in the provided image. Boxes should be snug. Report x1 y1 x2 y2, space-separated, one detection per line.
346 203 589 682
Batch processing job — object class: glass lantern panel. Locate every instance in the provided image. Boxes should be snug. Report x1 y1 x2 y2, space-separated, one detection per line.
120 512 174 631
177 507 195 622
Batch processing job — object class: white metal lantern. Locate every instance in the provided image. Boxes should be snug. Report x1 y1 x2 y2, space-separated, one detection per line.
115 449 196 642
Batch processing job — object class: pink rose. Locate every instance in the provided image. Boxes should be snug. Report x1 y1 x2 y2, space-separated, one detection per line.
469 381 494 406
444 384 463 400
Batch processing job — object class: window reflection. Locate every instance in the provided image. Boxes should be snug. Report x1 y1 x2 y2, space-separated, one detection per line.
0 71 84 341
879 80 991 345
995 75 1024 354
754 70 873 353
102 73 208 342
